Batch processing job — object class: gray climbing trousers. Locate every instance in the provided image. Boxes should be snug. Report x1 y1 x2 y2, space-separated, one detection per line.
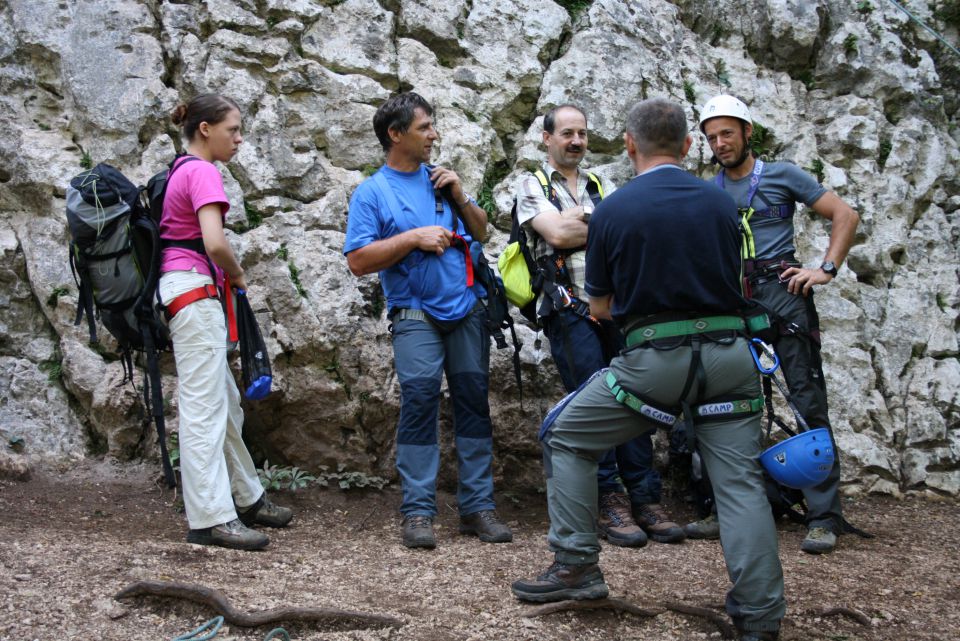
540 335 785 632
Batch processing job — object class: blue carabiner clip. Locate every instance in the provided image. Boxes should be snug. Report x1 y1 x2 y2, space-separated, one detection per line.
750 338 780 374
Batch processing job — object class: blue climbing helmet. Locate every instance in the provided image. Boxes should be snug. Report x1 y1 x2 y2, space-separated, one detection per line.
760 427 835 489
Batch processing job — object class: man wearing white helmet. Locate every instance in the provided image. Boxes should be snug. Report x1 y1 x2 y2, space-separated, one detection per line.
696 94 860 555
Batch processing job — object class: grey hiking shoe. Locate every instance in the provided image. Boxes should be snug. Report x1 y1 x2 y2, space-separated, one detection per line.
801 526 837 554
684 513 721 540
238 495 293 528
459 510 512 543
633 503 686 543
511 561 609 603
187 518 269 551
401 514 436 549
598 492 647 547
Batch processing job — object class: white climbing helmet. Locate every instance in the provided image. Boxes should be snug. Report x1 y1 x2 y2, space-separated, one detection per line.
699 95 752 132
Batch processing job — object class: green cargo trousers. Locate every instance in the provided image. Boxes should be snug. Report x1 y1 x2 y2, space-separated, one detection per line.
541 336 785 632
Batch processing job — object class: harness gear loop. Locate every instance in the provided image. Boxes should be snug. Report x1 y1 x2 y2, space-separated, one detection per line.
604 371 678 426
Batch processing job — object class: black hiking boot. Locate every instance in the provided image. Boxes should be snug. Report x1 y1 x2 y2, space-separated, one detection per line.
401 514 436 549
187 518 269 551
238 495 293 528
459 510 513 543
511 560 609 603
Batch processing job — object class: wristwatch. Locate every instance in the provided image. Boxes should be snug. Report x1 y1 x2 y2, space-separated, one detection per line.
820 261 838 277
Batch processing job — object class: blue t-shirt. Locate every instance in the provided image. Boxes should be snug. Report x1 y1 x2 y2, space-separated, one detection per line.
717 161 826 260
344 164 479 321
585 165 745 325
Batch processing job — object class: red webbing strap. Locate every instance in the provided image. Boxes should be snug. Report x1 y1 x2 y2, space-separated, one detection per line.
165 284 219 320
224 275 238 343
451 233 474 287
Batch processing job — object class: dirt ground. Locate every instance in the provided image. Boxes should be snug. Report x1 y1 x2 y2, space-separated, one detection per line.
1 461 958 641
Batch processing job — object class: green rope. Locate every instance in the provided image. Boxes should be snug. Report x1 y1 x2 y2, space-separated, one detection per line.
170 618 290 641
885 0 960 59
172 617 223 641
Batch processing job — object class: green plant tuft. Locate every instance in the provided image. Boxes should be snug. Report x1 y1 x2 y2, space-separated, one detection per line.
244 203 262 229
39 358 63 384
476 161 510 222
46 285 70 309
878 138 892 171
277 242 288 262
843 34 859 55
797 70 815 90
683 80 697 104
555 0 593 21
714 59 731 87
807 158 825 184
80 150 92 170
288 262 308 298
748 121 773 158
856 0 873 14
315 463 389 490
166 432 181 474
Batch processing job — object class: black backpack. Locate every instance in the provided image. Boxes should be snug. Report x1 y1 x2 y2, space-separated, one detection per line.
65 156 199 488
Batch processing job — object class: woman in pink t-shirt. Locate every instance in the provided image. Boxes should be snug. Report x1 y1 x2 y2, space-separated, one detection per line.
158 94 292 550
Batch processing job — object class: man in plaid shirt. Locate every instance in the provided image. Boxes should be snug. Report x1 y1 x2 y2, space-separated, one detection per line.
513 105 684 547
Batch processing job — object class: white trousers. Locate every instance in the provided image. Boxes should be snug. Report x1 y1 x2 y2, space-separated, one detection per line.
159 269 263 529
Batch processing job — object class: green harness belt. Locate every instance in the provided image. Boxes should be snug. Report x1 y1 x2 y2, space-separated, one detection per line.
625 315 746 347
608 314 763 427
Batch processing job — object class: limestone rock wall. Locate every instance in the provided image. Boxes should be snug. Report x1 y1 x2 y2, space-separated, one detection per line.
0 0 957 495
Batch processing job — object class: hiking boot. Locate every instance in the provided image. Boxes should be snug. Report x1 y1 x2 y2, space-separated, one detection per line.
401 514 436 549
684 513 721 540
459 510 513 543
511 561 609 603
633 503 686 543
801 526 837 554
597 492 647 547
238 495 293 528
186 518 269 551
734 617 780 640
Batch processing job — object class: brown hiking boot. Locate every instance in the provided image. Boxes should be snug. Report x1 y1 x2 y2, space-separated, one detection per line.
511 560 609 603
633 503 686 543
187 518 269 550
401 514 436 549
597 492 647 547
238 495 293 528
459 510 513 543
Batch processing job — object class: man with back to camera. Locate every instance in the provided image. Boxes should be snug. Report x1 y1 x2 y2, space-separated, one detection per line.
511 97 784 641
513 104 684 548
344 92 511 549
691 95 860 554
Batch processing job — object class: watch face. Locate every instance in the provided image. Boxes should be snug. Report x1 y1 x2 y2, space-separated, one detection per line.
821 262 837 275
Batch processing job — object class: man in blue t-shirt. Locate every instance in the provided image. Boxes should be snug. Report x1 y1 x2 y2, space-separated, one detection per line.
344 92 511 549
512 98 785 641
696 95 861 555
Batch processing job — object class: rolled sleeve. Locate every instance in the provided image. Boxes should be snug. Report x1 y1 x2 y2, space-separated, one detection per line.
515 173 559 228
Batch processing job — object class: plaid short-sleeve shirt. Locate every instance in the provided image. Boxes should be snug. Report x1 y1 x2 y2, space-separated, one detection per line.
514 162 614 302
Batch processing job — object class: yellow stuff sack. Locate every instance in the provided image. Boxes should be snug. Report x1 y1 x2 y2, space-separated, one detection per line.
498 241 534 308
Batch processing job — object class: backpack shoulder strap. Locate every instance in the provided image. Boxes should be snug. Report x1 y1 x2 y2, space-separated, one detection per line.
586 172 604 206
370 170 409 234
532 168 562 210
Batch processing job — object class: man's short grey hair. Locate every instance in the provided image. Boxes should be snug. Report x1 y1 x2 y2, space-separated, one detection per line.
625 98 688 157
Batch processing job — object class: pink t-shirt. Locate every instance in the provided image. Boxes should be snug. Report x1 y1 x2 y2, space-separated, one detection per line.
159 156 231 282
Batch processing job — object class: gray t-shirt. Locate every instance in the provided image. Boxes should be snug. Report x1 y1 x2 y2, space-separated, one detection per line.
718 161 826 260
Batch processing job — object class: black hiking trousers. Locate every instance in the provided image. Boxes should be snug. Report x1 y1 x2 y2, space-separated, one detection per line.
750 276 844 533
